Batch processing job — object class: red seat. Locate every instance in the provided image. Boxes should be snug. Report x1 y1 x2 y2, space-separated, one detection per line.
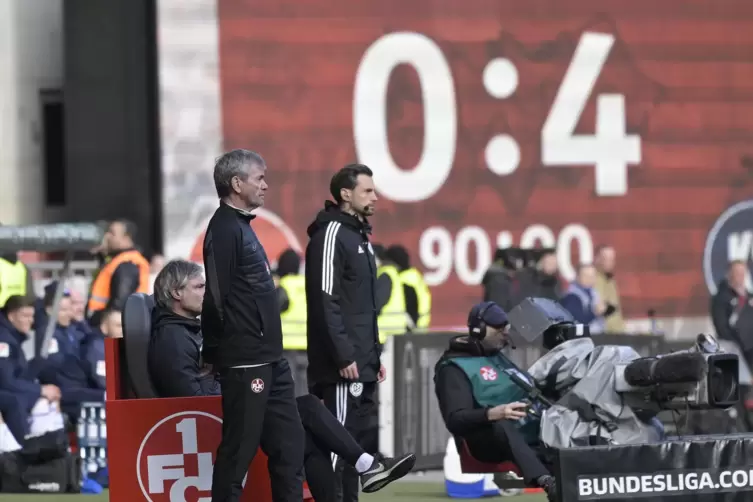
457 440 520 474
457 440 527 490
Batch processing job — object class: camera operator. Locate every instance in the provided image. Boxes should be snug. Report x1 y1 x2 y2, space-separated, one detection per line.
434 301 557 502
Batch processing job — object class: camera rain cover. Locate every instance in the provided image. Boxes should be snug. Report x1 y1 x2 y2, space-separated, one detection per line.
507 297 574 346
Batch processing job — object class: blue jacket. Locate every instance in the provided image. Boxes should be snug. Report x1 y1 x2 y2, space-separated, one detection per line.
559 283 604 331
40 323 103 405
81 330 106 391
0 315 43 412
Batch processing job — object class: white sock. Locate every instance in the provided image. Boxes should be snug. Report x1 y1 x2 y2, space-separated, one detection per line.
355 453 376 473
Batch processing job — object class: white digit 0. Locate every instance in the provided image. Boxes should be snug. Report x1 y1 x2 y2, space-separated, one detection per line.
419 226 453 286
541 32 641 197
556 224 594 281
353 32 457 202
520 225 556 249
454 226 491 285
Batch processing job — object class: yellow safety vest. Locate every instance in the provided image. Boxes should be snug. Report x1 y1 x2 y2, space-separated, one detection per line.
399 267 431 330
0 259 27 307
377 265 408 342
280 274 307 350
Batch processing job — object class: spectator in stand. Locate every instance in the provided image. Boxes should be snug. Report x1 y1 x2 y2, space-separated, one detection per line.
711 260 753 363
49 309 117 411
594 245 625 333
515 249 562 303
35 281 92 358
67 276 91 323
0 295 61 415
87 219 150 325
34 286 85 365
559 264 607 334
481 249 520 312
34 287 104 418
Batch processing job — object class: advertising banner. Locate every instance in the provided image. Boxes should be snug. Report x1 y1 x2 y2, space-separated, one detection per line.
106 396 272 502
556 434 753 502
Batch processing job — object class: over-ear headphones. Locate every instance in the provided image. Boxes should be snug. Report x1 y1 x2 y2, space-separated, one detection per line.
469 302 493 340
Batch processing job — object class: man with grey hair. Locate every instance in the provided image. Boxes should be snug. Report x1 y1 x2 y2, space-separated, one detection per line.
148 259 216 397
202 149 305 502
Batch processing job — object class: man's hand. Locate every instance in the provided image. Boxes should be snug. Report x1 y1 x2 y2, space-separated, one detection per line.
339 362 359 380
199 364 214 377
486 402 528 421
41 384 61 402
377 364 387 383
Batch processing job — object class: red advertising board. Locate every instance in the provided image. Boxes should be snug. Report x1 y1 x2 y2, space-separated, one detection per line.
105 339 275 502
161 0 753 327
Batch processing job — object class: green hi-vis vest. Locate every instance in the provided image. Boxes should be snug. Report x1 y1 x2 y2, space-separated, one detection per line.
377 264 407 342
0 258 27 308
280 274 307 350
442 353 540 446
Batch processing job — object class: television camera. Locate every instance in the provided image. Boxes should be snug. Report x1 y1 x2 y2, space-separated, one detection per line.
506 297 740 412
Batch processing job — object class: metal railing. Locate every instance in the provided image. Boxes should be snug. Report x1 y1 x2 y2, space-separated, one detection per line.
27 260 99 297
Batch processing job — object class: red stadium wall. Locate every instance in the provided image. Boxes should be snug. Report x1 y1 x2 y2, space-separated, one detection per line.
213 0 753 327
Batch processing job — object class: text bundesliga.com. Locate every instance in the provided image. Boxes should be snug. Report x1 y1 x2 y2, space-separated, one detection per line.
577 469 753 499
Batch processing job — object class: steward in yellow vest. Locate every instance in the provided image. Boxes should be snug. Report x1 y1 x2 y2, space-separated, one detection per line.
280 274 307 350
399 267 431 329
376 259 409 342
277 249 307 350
385 245 432 331
0 254 30 308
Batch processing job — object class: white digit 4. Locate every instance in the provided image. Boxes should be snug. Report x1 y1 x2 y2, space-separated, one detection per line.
541 32 641 197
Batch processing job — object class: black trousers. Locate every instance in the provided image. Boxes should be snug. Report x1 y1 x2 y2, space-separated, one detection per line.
316 381 379 502
297 394 366 502
464 420 550 485
211 360 305 502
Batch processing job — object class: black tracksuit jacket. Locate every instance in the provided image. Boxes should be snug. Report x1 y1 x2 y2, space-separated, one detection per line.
305 201 380 385
201 203 282 368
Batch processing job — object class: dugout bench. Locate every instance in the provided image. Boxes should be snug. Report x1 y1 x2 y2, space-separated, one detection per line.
105 293 313 502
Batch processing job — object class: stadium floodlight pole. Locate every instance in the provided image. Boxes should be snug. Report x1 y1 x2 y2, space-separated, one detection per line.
0 223 104 358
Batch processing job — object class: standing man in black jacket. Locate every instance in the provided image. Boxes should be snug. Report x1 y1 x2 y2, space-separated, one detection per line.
202 149 304 502
306 164 405 502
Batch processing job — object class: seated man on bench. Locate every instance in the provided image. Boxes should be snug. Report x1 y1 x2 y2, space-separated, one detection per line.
434 301 557 502
145 260 415 501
